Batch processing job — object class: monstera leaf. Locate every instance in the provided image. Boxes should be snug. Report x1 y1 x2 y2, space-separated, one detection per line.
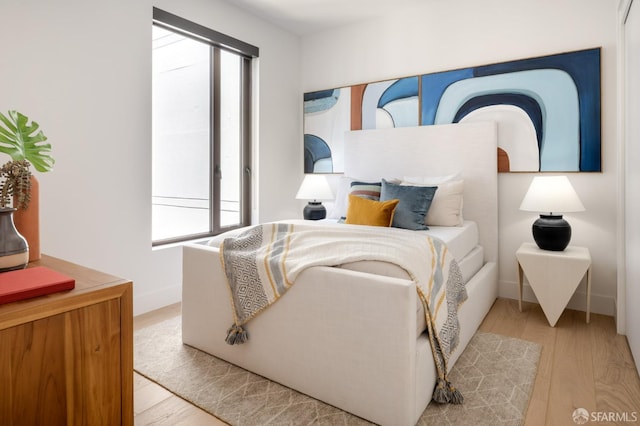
0 110 54 173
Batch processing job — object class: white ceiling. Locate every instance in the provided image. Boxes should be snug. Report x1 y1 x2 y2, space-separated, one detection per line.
226 0 425 35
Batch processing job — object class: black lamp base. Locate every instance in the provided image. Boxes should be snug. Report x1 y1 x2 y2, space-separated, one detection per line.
303 201 326 220
532 214 572 251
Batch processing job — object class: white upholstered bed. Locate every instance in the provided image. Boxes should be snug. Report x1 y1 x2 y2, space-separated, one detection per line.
182 122 498 426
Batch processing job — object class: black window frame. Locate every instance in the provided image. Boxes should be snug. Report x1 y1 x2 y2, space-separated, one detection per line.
152 8 257 246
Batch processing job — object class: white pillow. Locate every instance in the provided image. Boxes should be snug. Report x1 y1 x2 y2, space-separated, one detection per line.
327 176 355 219
402 176 464 226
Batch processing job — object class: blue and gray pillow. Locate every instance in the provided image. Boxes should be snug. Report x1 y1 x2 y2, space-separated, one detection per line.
380 179 437 230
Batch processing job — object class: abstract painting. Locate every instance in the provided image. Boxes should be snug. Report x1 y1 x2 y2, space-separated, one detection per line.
303 47 601 173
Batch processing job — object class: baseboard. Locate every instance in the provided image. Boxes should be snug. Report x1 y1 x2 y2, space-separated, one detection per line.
133 282 182 316
498 279 615 317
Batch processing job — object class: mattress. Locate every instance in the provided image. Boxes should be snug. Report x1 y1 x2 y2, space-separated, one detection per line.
423 221 479 261
334 220 480 281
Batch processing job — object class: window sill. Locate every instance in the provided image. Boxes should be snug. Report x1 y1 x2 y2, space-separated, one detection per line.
151 236 212 251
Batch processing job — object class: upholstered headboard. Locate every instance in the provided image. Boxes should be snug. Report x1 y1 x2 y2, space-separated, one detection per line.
343 122 498 263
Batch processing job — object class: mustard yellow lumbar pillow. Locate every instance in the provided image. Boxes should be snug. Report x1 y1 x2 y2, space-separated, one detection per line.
345 194 400 227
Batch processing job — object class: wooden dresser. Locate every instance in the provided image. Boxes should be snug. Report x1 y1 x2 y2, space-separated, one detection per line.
0 255 133 425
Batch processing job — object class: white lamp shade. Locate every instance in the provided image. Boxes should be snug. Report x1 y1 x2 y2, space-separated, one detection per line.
295 174 334 201
520 176 585 214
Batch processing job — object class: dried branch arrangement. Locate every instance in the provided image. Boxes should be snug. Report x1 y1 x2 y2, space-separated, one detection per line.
0 160 31 209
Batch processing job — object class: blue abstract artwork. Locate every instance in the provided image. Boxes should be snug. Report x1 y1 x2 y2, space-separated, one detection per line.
303 47 601 173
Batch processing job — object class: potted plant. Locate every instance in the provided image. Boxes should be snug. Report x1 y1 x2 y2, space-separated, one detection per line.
0 110 54 191
0 110 54 265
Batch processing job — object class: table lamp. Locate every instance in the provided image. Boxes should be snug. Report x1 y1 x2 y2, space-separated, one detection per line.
296 174 334 220
519 176 585 251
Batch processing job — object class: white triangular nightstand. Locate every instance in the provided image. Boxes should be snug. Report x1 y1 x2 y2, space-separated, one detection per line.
516 242 592 327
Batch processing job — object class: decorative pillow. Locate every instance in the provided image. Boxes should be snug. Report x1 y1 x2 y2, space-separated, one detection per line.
403 177 464 226
328 177 399 220
349 181 382 200
380 179 437 230
345 194 399 227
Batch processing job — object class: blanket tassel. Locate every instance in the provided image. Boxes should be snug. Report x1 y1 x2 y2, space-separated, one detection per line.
432 378 464 404
226 324 248 345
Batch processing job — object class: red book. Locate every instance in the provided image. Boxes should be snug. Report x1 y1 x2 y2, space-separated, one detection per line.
0 266 75 305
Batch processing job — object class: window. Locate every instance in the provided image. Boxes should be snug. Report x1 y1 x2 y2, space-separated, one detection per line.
152 8 257 245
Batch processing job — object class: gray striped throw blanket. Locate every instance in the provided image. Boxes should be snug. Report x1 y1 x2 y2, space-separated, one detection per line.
220 221 467 404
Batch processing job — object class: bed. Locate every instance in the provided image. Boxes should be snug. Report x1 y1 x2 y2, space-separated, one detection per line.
182 122 498 426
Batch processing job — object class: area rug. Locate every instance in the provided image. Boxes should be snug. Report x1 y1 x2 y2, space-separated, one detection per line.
134 316 541 425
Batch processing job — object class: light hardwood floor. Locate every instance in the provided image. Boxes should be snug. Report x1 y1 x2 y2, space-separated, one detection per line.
133 303 227 426
133 298 640 425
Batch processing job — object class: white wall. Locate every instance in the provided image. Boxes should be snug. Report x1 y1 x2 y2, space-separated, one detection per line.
301 0 619 315
1 0 301 315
